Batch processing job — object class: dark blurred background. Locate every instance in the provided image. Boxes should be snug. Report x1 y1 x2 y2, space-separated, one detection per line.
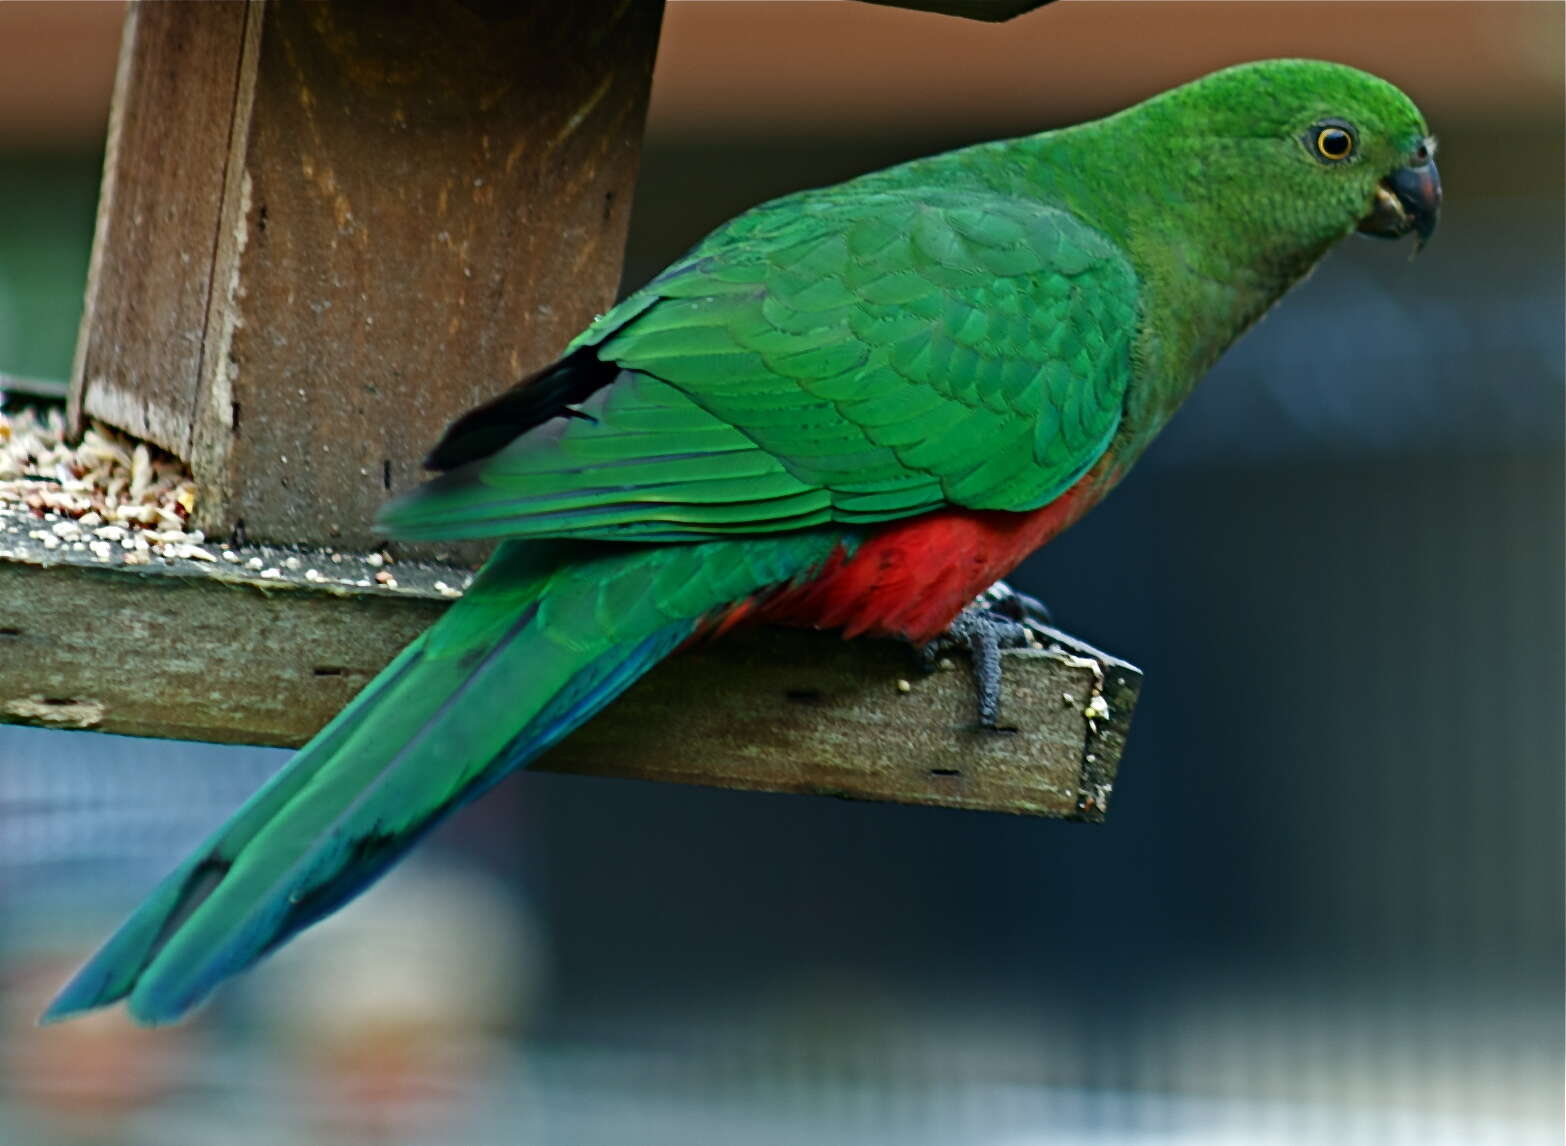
1 3 1561 1144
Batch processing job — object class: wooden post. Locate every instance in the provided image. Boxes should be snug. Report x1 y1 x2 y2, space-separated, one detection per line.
71 0 663 552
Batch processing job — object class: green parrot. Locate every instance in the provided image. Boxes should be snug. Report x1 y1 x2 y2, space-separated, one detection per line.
44 58 1439 1026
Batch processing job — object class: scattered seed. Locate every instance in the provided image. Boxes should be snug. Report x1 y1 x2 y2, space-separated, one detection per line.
0 410 198 545
128 443 152 502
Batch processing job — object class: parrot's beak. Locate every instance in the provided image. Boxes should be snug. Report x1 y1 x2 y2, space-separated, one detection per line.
1358 139 1441 250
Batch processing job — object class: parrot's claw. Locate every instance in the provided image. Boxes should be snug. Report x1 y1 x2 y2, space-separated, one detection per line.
919 583 1052 732
974 580 1054 629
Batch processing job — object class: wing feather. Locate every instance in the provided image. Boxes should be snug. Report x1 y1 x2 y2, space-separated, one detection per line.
381 188 1139 543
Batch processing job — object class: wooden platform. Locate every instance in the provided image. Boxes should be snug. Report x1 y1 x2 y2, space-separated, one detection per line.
0 508 1138 822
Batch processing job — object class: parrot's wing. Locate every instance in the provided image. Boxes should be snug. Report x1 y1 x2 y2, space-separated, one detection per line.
380 189 1139 543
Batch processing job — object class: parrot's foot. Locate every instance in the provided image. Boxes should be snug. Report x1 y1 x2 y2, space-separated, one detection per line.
919 582 1050 732
973 580 1053 630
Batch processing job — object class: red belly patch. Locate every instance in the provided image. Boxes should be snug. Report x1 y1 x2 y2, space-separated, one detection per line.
760 459 1113 644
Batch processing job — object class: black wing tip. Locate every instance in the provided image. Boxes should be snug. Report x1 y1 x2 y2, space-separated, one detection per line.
424 348 618 472
423 413 501 472
424 396 524 471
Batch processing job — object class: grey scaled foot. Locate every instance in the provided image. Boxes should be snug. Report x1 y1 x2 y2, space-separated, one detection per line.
974 580 1054 630
919 581 1053 731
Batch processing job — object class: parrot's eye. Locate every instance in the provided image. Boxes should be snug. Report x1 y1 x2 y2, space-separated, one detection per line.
1309 122 1357 163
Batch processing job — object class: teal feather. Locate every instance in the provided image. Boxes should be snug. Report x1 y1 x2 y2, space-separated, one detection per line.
43 533 849 1025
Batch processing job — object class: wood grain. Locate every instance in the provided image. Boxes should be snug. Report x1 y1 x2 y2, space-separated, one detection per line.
73 0 664 553
0 512 1138 821
69 2 252 456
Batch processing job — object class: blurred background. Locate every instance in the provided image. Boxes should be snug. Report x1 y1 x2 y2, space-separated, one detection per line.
1 2 1561 1143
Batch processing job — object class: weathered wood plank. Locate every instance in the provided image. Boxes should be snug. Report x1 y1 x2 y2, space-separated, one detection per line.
68 2 252 457
73 0 665 553
0 511 1138 821
552 625 1136 820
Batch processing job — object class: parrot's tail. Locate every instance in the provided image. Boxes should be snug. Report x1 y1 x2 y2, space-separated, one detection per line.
42 533 846 1026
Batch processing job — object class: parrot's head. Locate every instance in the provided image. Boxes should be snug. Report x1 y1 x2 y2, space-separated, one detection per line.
1127 59 1441 259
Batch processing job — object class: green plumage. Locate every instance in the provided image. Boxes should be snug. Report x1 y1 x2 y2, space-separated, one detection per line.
383 60 1431 547
49 531 849 1023
384 193 1137 541
46 60 1436 1026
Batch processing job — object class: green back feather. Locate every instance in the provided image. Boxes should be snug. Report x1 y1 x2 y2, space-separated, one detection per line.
382 192 1137 542
384 60 1429 545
